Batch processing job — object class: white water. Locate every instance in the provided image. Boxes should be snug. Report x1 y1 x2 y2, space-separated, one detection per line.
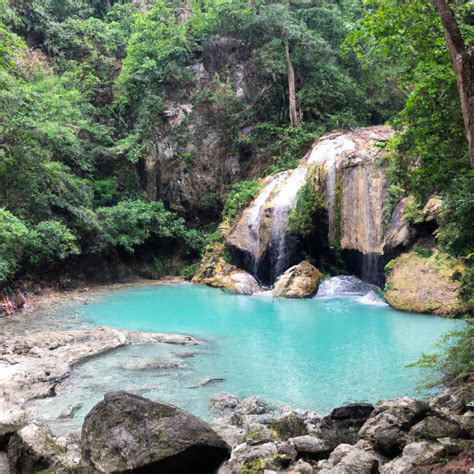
316 275 377 298
246 172 289 273
307 136 356 246
269 166 308 278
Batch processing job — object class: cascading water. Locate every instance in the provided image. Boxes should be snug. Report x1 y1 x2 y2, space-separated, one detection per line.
226 126 396 287
246 173 288 275
269 166 308 280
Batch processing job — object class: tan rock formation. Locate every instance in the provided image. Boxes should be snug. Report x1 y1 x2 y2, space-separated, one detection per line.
273 261 322 298
384 251 465 316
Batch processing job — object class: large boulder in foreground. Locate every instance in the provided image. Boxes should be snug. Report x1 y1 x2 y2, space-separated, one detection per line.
273 261 322 298
81 391 230 473
384 250 465 316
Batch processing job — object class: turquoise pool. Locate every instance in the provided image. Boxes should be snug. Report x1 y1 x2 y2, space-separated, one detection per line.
39 283 463 434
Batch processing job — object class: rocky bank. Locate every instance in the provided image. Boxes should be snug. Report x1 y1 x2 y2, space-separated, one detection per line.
2 374 473 473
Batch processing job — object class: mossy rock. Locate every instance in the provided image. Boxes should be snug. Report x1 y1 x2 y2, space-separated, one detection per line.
384 250 465 316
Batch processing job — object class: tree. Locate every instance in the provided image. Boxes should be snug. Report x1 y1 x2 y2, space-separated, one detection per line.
433 0 474 168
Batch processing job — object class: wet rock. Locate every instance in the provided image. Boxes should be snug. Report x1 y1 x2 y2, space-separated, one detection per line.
81 391 230 473
273 261 322 298
122 356 182 370
219 269 261 295
380 440 446 473
317 442 384 473
58 403 82 420
210 393 241 413
200 263 261 295
7 423 79 474
410 414 463 440
358 397 428 457
288 435 330 459
189 377 225 389
318 402 375 448
174 351 198 359
384 250 465 316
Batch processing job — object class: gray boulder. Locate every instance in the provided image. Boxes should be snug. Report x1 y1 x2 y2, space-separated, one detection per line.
81 391 230 473
410 414 463 440
380 440 446 473
317 442 384 473
358 397 427 457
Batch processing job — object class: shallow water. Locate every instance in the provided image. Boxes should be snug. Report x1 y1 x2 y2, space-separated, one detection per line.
38 283 463 435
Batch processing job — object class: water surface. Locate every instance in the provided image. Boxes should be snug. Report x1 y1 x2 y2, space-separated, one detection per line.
38 283 462 434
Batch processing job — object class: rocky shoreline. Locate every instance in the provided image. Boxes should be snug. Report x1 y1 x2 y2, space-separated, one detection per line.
1 375 473 473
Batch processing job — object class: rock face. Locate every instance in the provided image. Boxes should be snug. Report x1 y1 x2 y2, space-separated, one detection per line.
225 126 396 286
140 35 260 222
384 250 465 316
81 391 230 473
273 261 322 298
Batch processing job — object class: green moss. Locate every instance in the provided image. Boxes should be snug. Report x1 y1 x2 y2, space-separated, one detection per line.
287 180 325 236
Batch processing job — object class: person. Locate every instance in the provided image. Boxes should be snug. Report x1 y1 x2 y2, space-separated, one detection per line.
19 291 29 309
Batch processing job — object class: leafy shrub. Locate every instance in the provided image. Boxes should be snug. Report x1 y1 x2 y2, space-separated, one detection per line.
180 262 200 281
222 180 261 222
93 179 118 207
407 321 474 384
97 199 203 255
0 209 29 282
25 220 80 267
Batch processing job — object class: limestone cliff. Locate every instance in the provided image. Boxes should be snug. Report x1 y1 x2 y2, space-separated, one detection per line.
225 126 397 285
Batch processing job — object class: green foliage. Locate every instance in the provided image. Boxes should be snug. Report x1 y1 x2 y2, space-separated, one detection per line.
287 182 324 236
407 321 474 385
25 220 80 267
0 209 28 282
412 245 433 259
180 262 200 281
98 199 191 253
93 179 119 207
222 180 261 222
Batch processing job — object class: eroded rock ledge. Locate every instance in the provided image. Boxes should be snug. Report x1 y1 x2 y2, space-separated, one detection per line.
0 326 199 443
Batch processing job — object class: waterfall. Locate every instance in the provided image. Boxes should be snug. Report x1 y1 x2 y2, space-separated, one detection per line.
307 135 355 246
246 173 288 274
226 126 396 286
269 166 308 279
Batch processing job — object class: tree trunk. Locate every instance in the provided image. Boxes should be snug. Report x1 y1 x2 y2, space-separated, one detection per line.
284 39 301 128
433 0 474 168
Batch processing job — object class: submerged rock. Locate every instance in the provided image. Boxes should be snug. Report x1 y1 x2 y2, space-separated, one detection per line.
384 250 465 316
122 356 182 371
81 391 230 473
273 261 322 298
218 269 261 295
